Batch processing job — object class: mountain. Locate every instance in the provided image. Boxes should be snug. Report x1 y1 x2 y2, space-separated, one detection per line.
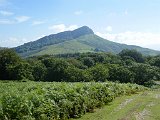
0 47 5 50
14 26 160 57
14 26 93 53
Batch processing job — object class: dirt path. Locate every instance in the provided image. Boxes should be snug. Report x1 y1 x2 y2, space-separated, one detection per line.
72 89 160 120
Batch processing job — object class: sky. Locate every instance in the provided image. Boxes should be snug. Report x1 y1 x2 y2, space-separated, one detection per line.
0 0 160 50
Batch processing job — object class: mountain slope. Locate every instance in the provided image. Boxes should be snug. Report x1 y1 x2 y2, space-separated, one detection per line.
14 26 160 57
14 26 94 54
33 39 94 56
76 34 160 55
31 34 160 56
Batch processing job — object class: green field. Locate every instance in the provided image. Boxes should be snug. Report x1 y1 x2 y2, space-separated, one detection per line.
0 81 146 120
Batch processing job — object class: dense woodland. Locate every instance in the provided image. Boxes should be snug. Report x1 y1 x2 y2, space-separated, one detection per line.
0 48 160 86
0 48 160 119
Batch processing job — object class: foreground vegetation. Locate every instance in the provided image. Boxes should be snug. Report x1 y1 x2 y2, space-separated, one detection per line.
0 81 146 120
74 87 160 120
0 48 159 119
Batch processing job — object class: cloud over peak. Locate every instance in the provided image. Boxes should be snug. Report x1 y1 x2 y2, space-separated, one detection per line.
105 26 113 32
0 37 28 47
49 24 78 33
96 31 160 50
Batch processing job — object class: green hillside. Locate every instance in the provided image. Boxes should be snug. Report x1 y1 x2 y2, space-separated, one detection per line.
76 34 160 56
14 26 94 54
31 34 160 56
14 26 160 57
33 40 94 56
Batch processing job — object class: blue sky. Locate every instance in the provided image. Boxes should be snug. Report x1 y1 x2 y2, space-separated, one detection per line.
0 0 160 50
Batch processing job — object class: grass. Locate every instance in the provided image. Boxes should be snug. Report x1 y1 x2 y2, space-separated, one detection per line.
72 88 160 120
33 39 95 56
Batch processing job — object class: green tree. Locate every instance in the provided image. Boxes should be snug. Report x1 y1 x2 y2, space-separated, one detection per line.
7 62 34 80
108 64 133 83
119 49 144 63
32 61 47 81
82 57 95 67
129 63 157 85
66 58 87 69
44 59 70 82
87 64 109 82
104 53 122 64
148 56 160 67
121 56 136 66
65 66 85 82
0 49 21 80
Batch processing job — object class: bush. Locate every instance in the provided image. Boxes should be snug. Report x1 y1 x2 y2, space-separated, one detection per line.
129 63 157 86
32 61 47 81
119 49 144 63
108 64 134 83
7 62 34 80
87 64 109 82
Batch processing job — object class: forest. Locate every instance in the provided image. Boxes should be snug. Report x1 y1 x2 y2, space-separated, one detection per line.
0 48 160 87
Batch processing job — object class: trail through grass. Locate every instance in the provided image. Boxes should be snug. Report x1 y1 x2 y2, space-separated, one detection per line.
72 89 160 120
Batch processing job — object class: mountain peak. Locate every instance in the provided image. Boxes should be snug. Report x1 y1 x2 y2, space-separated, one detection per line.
73 26 94 35
14 26 94 54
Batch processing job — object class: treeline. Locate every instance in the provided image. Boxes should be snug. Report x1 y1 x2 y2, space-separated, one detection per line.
0 49 160 86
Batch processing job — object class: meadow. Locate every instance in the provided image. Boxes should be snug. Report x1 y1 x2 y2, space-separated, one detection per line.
0 81 146 120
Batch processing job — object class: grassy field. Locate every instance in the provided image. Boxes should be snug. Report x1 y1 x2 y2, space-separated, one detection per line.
0 81 146 120
73 87 160 120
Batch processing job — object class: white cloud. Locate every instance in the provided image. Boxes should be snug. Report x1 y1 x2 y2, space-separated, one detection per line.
36 35 46 40
15 16 30 23
32 20 45 26
96 31 160 50
0 19 14 24
49 24 66 32
105 26 112 32
67 25 79 31
0 37 28 47
49 24 78 33
0 10 14 16
0 15 31 24
74 11 83 15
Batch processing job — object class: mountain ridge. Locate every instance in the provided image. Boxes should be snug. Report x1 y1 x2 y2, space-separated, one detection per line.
14 26 94 53
14 26 160 57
